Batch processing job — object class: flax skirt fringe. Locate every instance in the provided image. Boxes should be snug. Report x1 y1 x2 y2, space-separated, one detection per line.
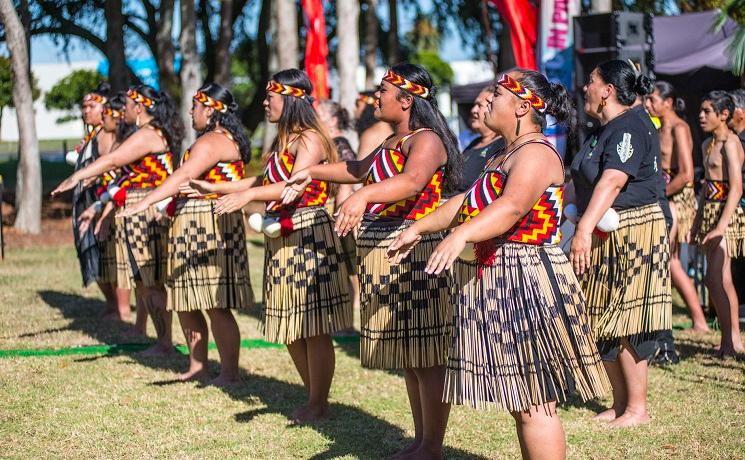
444 243 610 412
166 199 254 312
114 189 168 288
262 206 351 344
99 215 129 288
670 186 697 244
692 200 745 258
580 204 672 342
356 215 452 370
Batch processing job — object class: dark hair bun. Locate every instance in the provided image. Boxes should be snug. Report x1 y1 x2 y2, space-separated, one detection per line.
546 81 574 124
634 74 653 96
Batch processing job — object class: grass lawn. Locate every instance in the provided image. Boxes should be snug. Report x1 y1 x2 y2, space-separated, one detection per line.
0 243 743 459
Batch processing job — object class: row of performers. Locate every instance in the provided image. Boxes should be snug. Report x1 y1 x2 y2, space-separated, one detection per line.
51 60 744 459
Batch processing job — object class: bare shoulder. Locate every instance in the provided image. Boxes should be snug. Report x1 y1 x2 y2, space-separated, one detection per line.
507 142 563 184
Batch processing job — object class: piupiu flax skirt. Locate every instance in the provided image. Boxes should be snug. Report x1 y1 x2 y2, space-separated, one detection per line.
580 204 672 344
692 199 745 258
166 199 254 312
356 214 452 369
670 186 697 244
98 214 128 288
444 243 610 412
114 189 168 288
262 206 351 344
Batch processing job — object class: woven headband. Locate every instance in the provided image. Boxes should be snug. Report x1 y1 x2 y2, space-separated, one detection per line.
266 81 307 99
497 74 546 114
84 93 108 104
103 107 123 119
193 91 228 113
382 70 430 99
357 94 376 105
127 89 155 108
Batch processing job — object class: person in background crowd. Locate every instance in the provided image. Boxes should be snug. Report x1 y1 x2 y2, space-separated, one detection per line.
355 90 394 160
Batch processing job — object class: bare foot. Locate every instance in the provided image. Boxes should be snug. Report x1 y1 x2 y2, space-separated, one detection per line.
123 325 147 338
138 342 176 357
398 446 443 460
207 374 241 387
592 407 622 422
389 440 422 459
291 405 309 422
716 346 744 359
180 368 209 382
690 324 711 334
608 411 651 428
293 403 328 424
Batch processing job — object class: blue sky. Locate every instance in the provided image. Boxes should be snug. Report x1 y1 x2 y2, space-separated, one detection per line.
29 0 472 65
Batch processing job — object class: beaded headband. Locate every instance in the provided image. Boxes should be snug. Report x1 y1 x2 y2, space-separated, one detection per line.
127 89 155 108
84 93 108 104
357 94 376 105
497 74 546 114
382 69 430 99
266 81 307 99
103 107 122 119
193 91 228 113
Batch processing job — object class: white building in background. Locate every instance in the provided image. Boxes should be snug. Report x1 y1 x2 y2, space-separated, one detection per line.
1 60 98 141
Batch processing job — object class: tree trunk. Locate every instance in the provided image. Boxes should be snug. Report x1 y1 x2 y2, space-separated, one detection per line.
0 0 41 234
105 0 129 92
214 0 234 85
241 0 271 135
275 0 299 69
387 0 399 65
20 0 30 73
336 0 359 116
363 0 379 89
156 0 178 96
180 0 202 148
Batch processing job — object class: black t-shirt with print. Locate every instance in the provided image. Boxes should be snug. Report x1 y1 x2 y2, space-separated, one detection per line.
632 105 672 228
444 137 506 198
571 106 661 214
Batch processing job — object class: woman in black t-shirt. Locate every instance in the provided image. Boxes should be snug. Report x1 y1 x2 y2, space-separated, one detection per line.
569 60 672 428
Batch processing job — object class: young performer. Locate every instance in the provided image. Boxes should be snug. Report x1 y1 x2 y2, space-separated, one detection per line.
571 60 672 427
189 70 350 419
644 81 709 332
52 84 183 356
120 83 255 384
692 91 745 356
282 63 460 456
355 90 394 160
386 70 609 460
316 99 360 332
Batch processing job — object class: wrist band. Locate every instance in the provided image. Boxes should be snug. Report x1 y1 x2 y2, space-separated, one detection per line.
99 191 111 204
94 201 103 214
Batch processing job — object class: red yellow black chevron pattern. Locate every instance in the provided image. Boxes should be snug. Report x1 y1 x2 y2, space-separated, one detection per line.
103 107 122 119
382 70 430 99
459 169 563 245
193 91 228 113
705 179 729 202
262 149 328 211
178 149 246 200
127 89 155 108
266 81 307 99
126 152 173 190
497 74 546 114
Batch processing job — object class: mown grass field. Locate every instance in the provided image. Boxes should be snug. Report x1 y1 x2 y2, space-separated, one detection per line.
0 243 744 459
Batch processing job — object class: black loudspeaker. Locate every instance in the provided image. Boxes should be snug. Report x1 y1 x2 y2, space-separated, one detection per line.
573 12 654 142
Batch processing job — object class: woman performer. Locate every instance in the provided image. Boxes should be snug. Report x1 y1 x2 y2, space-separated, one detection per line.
355 90 394 160
316 99 360 332
189 69 350 418
691 91 745 356
120 83 255 384
570 60 671 427
282 63 459 455
644 81 709 332
52 84 182 357
386 70 609 460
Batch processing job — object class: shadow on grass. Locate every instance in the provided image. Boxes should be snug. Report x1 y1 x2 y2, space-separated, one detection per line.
226 372 488 460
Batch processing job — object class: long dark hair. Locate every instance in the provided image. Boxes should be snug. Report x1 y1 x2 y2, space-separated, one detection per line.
269 69 337 162
653 81 686 114
132 84 184 156
390 63 461 195
512 69 575 138
703 90 735 122
355 90 378 134
595 60 653 106
195 83 251 163
108 92 136 145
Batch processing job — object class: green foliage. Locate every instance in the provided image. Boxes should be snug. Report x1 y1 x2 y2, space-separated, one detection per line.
409 50 454 87
0 57 41 109
43 69 105 123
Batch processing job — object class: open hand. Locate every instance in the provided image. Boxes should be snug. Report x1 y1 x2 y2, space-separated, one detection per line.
425 230 467 275
334 191 367 237
188 179 217 197
118 199 149 218
50 176 79 197
77 204 98 234
215 190 253 215
281 170 312 205
386 227 422 265
569 229 592 276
